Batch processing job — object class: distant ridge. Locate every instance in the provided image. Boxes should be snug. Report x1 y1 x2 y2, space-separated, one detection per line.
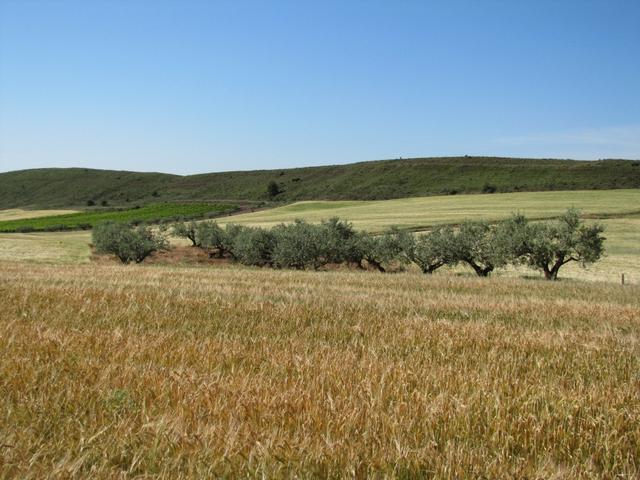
1 156 639 209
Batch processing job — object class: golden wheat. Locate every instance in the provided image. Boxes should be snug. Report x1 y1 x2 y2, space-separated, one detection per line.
1 263 638 478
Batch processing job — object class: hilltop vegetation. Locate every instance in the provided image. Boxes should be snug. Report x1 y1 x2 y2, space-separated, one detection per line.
0 168 177 209
1 156 639 208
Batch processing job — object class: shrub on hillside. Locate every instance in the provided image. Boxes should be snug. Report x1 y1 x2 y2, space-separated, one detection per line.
92 221 168 264
267 181 281 198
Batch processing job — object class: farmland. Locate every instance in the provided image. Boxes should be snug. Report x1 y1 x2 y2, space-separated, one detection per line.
0 209 78 221
0 189 639 283
222 190 639 284
0 231 92 264
0 203 237 233
1 263 638 478
3 1 639 476
1 188 639 477
218 189 640 232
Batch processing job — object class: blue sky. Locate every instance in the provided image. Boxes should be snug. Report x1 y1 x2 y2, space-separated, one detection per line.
1 0 639 174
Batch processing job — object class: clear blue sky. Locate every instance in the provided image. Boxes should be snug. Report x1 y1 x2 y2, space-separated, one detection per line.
1 0 639 174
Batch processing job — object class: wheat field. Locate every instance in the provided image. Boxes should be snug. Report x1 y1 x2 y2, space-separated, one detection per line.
1 262 638 478
0 209 78 222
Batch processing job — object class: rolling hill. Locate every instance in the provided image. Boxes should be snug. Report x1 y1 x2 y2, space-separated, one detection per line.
1 156 639 209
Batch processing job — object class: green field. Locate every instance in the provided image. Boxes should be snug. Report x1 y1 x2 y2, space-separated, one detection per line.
2 157 639 209
0 203 237 232
220 189 640 231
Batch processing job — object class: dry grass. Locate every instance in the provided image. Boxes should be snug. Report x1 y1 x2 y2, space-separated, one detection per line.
1 263 638 478
0 231 91 264
0 209 78 221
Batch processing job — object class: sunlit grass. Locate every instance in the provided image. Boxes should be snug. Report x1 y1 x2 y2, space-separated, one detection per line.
1 263 638 477
0 231 92 264
0 208 78 221
221 189 640 231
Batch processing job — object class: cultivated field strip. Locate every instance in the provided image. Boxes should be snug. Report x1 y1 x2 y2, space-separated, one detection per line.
1 264 639 478
219 189 640 231
0 209 78 221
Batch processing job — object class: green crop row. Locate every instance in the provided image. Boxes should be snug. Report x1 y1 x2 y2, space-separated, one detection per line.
0 203 238 233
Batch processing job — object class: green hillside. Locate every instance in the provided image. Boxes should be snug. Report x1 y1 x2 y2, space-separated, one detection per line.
1 157 639 209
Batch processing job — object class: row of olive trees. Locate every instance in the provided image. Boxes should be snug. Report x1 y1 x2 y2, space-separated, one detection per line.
170 209 605 280
173 217 399 271
396 209 605 279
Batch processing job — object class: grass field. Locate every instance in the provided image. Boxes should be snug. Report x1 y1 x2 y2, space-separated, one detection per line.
0 208 78 221
220 189 640 231
1 263 638 477
0 203 237 232
0 231 92 264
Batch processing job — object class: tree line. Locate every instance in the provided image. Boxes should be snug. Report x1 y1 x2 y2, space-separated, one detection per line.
92 208 605 280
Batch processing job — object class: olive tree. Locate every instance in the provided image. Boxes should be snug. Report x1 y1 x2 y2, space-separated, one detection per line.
92 221 168 264
352 230 405 272
516 209 605 280
172 220 200 246
398 225 457 274
319 217 359 265
450 221 509 276
271 220 326 270
232 227 276 267
196 221 230 257
222 224 249 259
